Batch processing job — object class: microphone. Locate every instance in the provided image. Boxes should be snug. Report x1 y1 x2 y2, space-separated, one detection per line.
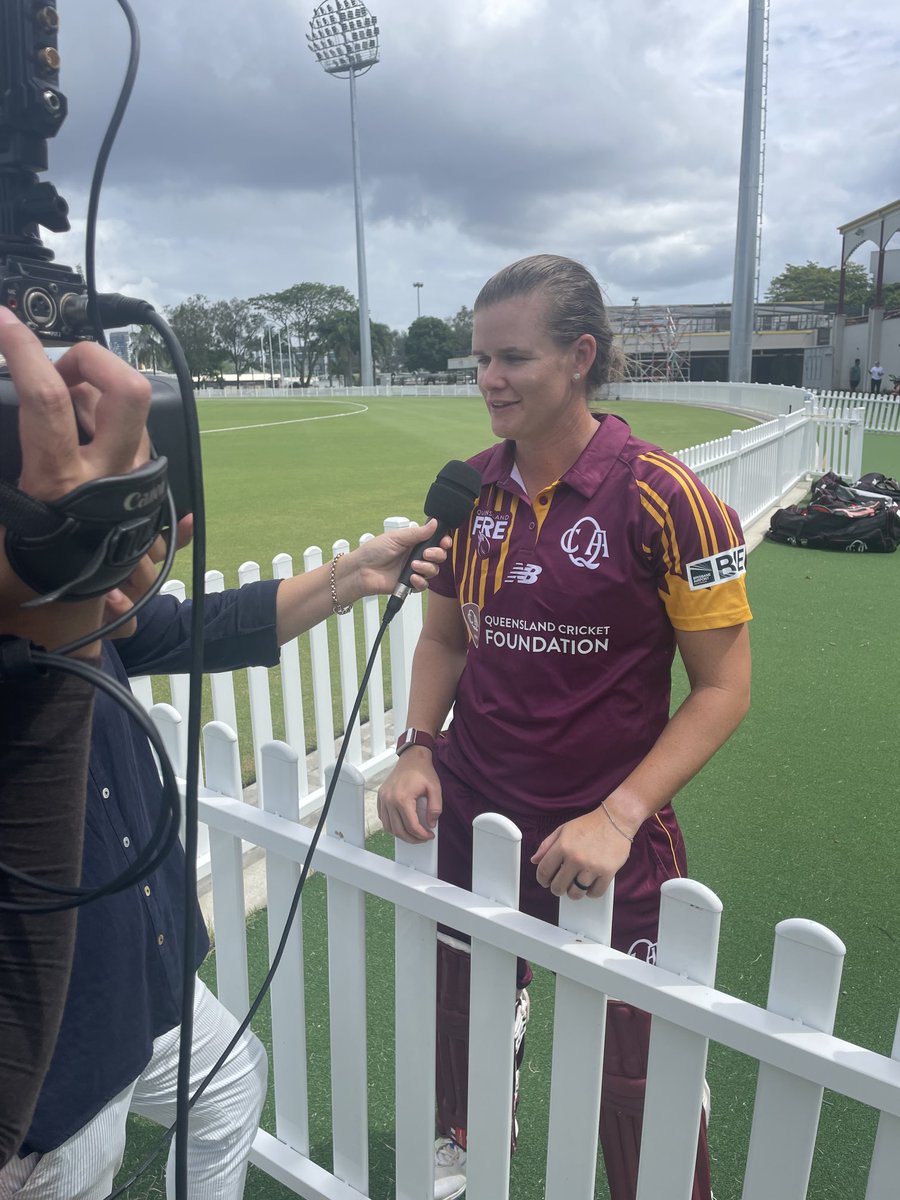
385 460 482 621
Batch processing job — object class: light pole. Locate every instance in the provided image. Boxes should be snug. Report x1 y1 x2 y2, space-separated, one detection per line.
413 281 423 318
307 1 379 389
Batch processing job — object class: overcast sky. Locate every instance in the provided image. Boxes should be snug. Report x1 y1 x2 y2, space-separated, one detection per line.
42 0 899 332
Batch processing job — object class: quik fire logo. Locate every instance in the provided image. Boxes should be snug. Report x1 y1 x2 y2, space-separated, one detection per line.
472 509 511 558
560 516 609 569
687 545 747 590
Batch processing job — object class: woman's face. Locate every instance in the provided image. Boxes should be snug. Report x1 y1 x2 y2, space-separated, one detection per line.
471 292 595 447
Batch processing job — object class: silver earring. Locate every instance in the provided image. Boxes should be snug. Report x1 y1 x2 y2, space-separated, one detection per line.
572 372 582 381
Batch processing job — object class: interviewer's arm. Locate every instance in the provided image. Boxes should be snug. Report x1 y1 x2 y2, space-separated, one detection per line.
274 520 449 643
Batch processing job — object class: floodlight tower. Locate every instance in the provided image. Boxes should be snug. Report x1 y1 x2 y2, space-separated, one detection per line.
307 0 380 389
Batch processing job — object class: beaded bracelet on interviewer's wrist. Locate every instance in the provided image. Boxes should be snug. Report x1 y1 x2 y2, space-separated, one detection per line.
330 553 352 616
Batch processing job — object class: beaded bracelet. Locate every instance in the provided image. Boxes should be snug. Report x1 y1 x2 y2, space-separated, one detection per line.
330 553 352 616
600 800 634 844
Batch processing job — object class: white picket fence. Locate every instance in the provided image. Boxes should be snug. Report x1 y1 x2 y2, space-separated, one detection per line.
812 391 900 434
187 745 900 1200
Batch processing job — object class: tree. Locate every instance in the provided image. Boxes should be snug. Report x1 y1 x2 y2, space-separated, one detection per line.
765 261 871 310
164 294 224 383
129 325 170 373
317 308 359 383
253 283 356 385
447 305 474 357
370 321 394 376
404 316 456 374
212 299 263 384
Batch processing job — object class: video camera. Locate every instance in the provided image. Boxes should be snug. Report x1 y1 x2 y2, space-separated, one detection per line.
0 0 189 515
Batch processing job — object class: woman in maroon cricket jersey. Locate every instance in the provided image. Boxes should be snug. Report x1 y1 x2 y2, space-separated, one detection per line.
378 254 752 1200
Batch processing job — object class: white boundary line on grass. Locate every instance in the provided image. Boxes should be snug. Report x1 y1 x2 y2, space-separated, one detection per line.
201 399 369 435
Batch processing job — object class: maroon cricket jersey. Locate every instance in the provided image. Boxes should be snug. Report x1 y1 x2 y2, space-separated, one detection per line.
430 413 751 822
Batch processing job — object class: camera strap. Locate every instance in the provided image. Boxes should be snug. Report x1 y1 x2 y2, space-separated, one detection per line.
0 457 169 603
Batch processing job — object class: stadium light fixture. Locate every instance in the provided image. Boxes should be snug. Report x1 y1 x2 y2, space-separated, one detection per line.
307 0 380 388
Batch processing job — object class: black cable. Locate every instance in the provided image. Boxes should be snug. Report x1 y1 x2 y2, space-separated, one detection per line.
84 0 141 349
0 649 181 911
105 609 393 1198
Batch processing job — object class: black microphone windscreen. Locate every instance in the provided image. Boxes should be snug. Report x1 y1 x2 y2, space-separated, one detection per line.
423 460 482 529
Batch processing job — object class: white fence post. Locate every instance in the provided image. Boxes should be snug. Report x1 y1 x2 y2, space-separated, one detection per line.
383 516 422 732
394 800 439 1200
741 918 846 1200
727 430 744 509
331 538 363 767
272 552 309 796
304 545 335 785
359 533 388 758
238 561 274 806
260 740 310 1155
467 813 522 1200
866 1010 900 1199
848 406 866 480
325 762 370 1194
203 721 249 1016
544 883 615 1199
637 879 722 1200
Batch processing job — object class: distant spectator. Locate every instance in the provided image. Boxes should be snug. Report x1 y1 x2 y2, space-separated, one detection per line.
869 361 885 393
848 358 861 390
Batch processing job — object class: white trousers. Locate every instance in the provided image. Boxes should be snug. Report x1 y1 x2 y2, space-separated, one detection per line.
0 979 268 1200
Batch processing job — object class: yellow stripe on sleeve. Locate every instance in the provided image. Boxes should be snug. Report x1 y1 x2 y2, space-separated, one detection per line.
638 483 682 575
640 452 718 558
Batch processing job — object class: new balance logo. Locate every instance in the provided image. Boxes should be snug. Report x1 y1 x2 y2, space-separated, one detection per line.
504 562 542 584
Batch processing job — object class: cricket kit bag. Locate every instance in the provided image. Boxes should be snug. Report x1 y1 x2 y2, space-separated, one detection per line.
766 495 900 553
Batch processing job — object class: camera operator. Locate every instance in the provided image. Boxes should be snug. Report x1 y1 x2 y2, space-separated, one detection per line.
0 318 450 1198
0 306 153 1167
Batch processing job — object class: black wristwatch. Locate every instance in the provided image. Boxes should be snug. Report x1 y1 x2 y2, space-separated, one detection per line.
395 728 436 756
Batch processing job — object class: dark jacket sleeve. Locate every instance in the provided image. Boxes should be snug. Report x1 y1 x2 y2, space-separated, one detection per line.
115 579 282 677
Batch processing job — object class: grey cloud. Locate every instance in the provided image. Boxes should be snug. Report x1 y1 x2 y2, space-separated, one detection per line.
32 0 900 331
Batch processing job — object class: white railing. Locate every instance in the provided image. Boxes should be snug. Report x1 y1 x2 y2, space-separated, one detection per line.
674 408 814 529
193 748 900 1200
812 390 900 434
604 379 812 420
209 385 482 400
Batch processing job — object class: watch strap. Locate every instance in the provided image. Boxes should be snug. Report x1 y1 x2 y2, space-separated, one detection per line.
395 728 436 756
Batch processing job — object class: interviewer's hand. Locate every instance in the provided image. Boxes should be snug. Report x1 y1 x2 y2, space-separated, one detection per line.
343 520 451 602
0 310 152 653
102 515 194 638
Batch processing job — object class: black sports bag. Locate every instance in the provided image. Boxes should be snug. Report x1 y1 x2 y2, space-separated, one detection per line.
766 498 900 553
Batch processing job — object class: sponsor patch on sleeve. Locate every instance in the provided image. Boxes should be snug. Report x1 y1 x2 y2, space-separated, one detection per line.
686 545 747 590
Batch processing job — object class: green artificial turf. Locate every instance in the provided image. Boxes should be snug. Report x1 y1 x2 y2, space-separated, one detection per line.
116 409 900 1199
